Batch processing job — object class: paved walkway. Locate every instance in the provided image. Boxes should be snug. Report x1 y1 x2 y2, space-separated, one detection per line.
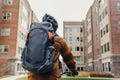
0 74 27 80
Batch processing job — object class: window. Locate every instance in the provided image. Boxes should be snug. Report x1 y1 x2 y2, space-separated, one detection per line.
87 18 91 24
81 67 83 71
101 45 103 53
102 11 104 19
101 24 109 38
108 62 111 72
18 47 23 54
80 56 84 62
117 3 120 11
106 24 108 32
4 0 13 5
69 28 72 32
101 42 110 54
87 29 91 35
65 28 68 32
1 28 10 36
17 63 21 71
105 7 108 15
2 12 12 20
21 3 28 16
102 63 104 71
80 37 83 42
102 62 111 72
0 45 9 53
99 0 105 7
88 52 92 59
103 27 106 35
104 44 107 52
95 7 98 13
100 15 102 22
70 47 72 51
76 46 80 51
74 56 80 61
81 47 83 51
4 45 8 52
80 28 83 32
101 30 103 37
19 31 26 41
107 42 110 51
76 37 79 41
77 67 80 71
72 28 80 32
69 37 72 41
88 40 92 48
118 21 120 29
100 7 108 22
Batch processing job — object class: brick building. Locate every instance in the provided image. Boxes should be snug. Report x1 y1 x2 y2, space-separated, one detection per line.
84 7 94 71
84 0 120 76
91 0 101 72
0 0 39 76
63 0 120 76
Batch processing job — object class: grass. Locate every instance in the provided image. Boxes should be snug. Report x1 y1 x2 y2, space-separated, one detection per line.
16 77 111 80
16 77 27 80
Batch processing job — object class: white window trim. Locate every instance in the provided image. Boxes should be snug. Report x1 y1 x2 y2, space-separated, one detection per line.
0 45 9 53
118 21 120 29
4 0 13 5
2 12 12 20
1 28 11 36
117 3 120 11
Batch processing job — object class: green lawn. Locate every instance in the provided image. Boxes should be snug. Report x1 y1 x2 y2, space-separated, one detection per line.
16 77 27 80
16 77 111 80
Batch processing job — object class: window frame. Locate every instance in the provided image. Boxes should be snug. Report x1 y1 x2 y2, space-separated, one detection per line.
0 45 9 53
117 3 120 11
2 12 12 20
1 28 11 36
4 0 13 5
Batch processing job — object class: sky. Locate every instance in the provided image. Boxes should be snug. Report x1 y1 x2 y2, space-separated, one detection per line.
28 0 94 37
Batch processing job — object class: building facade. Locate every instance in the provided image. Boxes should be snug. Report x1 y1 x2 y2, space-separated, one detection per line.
84 7 94 71
63 0 120 76
84 0 120 76
99 0 120 76
91 0 101 72
63 21 85 72
0 0 39 76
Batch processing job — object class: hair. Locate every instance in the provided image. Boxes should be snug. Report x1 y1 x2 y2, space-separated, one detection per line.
42 14 58 32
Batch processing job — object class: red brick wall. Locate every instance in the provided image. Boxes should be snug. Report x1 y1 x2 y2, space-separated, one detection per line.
0 0 20 57
84 20 88 66
92 0 101 60
111 56 120 76
0 0 2 21
109 0 120 54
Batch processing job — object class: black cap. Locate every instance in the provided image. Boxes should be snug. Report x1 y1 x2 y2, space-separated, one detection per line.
42 14 58 32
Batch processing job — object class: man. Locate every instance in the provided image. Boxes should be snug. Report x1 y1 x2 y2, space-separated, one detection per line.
28 14 78 80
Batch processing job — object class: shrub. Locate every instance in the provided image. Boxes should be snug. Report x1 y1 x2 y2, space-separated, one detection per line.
90 72 114 78
78 71 114 78
78 71 90 77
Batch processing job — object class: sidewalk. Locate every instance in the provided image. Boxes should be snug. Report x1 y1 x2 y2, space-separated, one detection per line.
0 74 27 80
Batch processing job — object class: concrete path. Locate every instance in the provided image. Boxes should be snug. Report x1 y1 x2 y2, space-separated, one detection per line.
0 74 27 80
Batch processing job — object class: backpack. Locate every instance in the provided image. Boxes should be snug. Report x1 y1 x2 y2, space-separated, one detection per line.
21 22 56 74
